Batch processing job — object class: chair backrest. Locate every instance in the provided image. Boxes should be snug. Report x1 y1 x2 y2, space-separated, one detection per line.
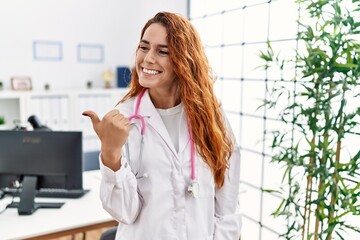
83 151 100 171
100 226 117 240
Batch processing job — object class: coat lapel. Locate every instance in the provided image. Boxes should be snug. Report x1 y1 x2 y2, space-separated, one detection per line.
135 90 178 158
178 107 191 157
133 89 192 162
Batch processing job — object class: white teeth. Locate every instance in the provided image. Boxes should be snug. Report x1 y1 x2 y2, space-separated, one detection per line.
143 68 159 75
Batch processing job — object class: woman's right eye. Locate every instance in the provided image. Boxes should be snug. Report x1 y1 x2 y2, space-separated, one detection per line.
139 46 149 51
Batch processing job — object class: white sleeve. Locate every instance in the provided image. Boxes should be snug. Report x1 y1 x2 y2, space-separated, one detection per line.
214 145 242 240
99 152 142 224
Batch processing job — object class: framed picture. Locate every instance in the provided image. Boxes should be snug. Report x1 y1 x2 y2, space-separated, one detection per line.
11 77 32 91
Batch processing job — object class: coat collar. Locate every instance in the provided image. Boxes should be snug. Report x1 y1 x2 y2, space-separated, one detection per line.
131 89 191 159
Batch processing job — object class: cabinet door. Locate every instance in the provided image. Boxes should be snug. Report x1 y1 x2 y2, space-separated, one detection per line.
27 95 71 131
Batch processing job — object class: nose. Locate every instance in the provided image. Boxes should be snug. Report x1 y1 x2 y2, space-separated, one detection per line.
144 49 156 63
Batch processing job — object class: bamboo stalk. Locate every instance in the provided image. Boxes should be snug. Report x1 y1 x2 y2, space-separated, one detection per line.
327 114 343 240
315 130 329 240
314 179 323 240
302 137 315 240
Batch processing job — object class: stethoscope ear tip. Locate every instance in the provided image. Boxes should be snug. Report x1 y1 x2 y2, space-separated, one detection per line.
136 173 149 179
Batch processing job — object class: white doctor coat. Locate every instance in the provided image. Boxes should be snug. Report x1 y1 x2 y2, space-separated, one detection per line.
99 90 242 240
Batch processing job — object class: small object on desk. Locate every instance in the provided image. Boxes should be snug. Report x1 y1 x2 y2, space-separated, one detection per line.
44 83 50 91
87 80 93 89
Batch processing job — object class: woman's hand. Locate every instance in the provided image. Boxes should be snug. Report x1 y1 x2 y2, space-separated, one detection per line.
82 109 131 171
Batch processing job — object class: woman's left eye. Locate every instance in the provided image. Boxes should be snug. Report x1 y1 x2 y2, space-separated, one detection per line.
159 50 169 55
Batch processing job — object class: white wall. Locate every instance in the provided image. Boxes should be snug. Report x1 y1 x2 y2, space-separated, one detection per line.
0 0 187 90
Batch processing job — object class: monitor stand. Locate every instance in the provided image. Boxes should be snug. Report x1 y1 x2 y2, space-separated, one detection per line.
8 176 65 215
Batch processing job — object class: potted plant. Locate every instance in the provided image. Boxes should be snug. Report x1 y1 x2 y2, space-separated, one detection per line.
0 115 6 130
259 0 360 239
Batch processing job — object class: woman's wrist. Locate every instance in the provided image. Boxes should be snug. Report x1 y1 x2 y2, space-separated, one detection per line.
101 146 122 171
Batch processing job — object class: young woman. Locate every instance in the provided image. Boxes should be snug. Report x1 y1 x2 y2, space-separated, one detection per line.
83 11 242 240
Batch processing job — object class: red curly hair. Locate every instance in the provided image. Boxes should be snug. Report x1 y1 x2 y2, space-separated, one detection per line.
119 12 233 188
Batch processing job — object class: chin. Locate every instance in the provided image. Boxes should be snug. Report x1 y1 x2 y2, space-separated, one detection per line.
138 80 152 89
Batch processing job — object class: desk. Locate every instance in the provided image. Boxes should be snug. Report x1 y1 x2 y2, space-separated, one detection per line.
0 170 117 240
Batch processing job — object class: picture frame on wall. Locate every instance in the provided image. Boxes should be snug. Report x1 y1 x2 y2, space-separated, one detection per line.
11 76 32 91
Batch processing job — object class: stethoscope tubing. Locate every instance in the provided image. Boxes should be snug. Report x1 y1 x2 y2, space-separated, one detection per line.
126 88 198 196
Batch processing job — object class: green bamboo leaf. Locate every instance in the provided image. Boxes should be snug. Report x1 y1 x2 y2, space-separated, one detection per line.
272 199 286 217
349 181 360 195
262 189 282 194
351 150 360 162
335 230 345 240
259 51 273 62
334 63 358 69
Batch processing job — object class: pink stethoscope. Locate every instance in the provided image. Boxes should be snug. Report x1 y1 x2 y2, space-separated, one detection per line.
126 88 199 198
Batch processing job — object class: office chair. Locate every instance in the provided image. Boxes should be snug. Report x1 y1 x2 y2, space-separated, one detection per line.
83 151 100 171
100 226 117 240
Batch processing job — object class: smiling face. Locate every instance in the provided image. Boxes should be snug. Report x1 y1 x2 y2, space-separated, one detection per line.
135 23 178 98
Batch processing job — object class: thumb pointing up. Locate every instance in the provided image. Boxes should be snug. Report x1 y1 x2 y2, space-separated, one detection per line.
82 109 130 151
82 110 100 125
82 110 101 135
82 109 130 171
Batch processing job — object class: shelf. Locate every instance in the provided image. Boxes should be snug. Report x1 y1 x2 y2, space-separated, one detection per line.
0 88 128 151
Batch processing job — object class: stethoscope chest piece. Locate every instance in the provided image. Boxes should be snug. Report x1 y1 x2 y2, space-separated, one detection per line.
187 181 200 198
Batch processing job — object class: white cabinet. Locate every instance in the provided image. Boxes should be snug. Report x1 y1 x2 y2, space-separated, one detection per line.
0 88 128 151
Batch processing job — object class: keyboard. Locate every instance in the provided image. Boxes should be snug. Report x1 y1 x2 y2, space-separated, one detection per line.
2 187 90 199
37 188 90 198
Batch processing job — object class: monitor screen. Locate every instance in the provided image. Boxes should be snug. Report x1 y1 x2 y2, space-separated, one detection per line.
0 130 83 214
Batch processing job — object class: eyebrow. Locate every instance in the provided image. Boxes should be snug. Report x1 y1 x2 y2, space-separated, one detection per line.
140 40 168 48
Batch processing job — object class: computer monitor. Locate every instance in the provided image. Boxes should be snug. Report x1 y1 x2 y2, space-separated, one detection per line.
0 130 83 215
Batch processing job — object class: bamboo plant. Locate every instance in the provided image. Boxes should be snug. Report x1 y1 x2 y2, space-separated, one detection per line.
259 0 360 239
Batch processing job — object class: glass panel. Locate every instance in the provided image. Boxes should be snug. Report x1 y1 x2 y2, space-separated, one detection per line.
262 192 288 235
189 0 208 17
242 43 268 79
213 78 223 98
201 14 223 46
222 45 243 78
204 0 224 15
222 79 241 112
241 217 260 240
223 9 243 45
225 112 241 144
222 0 242 11
241 115 264 151
269 0 298 40
262 155 284 192
262 228 284 240
240 151 263 188
241 216 260 240
242 80 265 115
192 19 206 42
240 0 269 6
206 47 223 78
243 4 269 43
238 183 261 222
